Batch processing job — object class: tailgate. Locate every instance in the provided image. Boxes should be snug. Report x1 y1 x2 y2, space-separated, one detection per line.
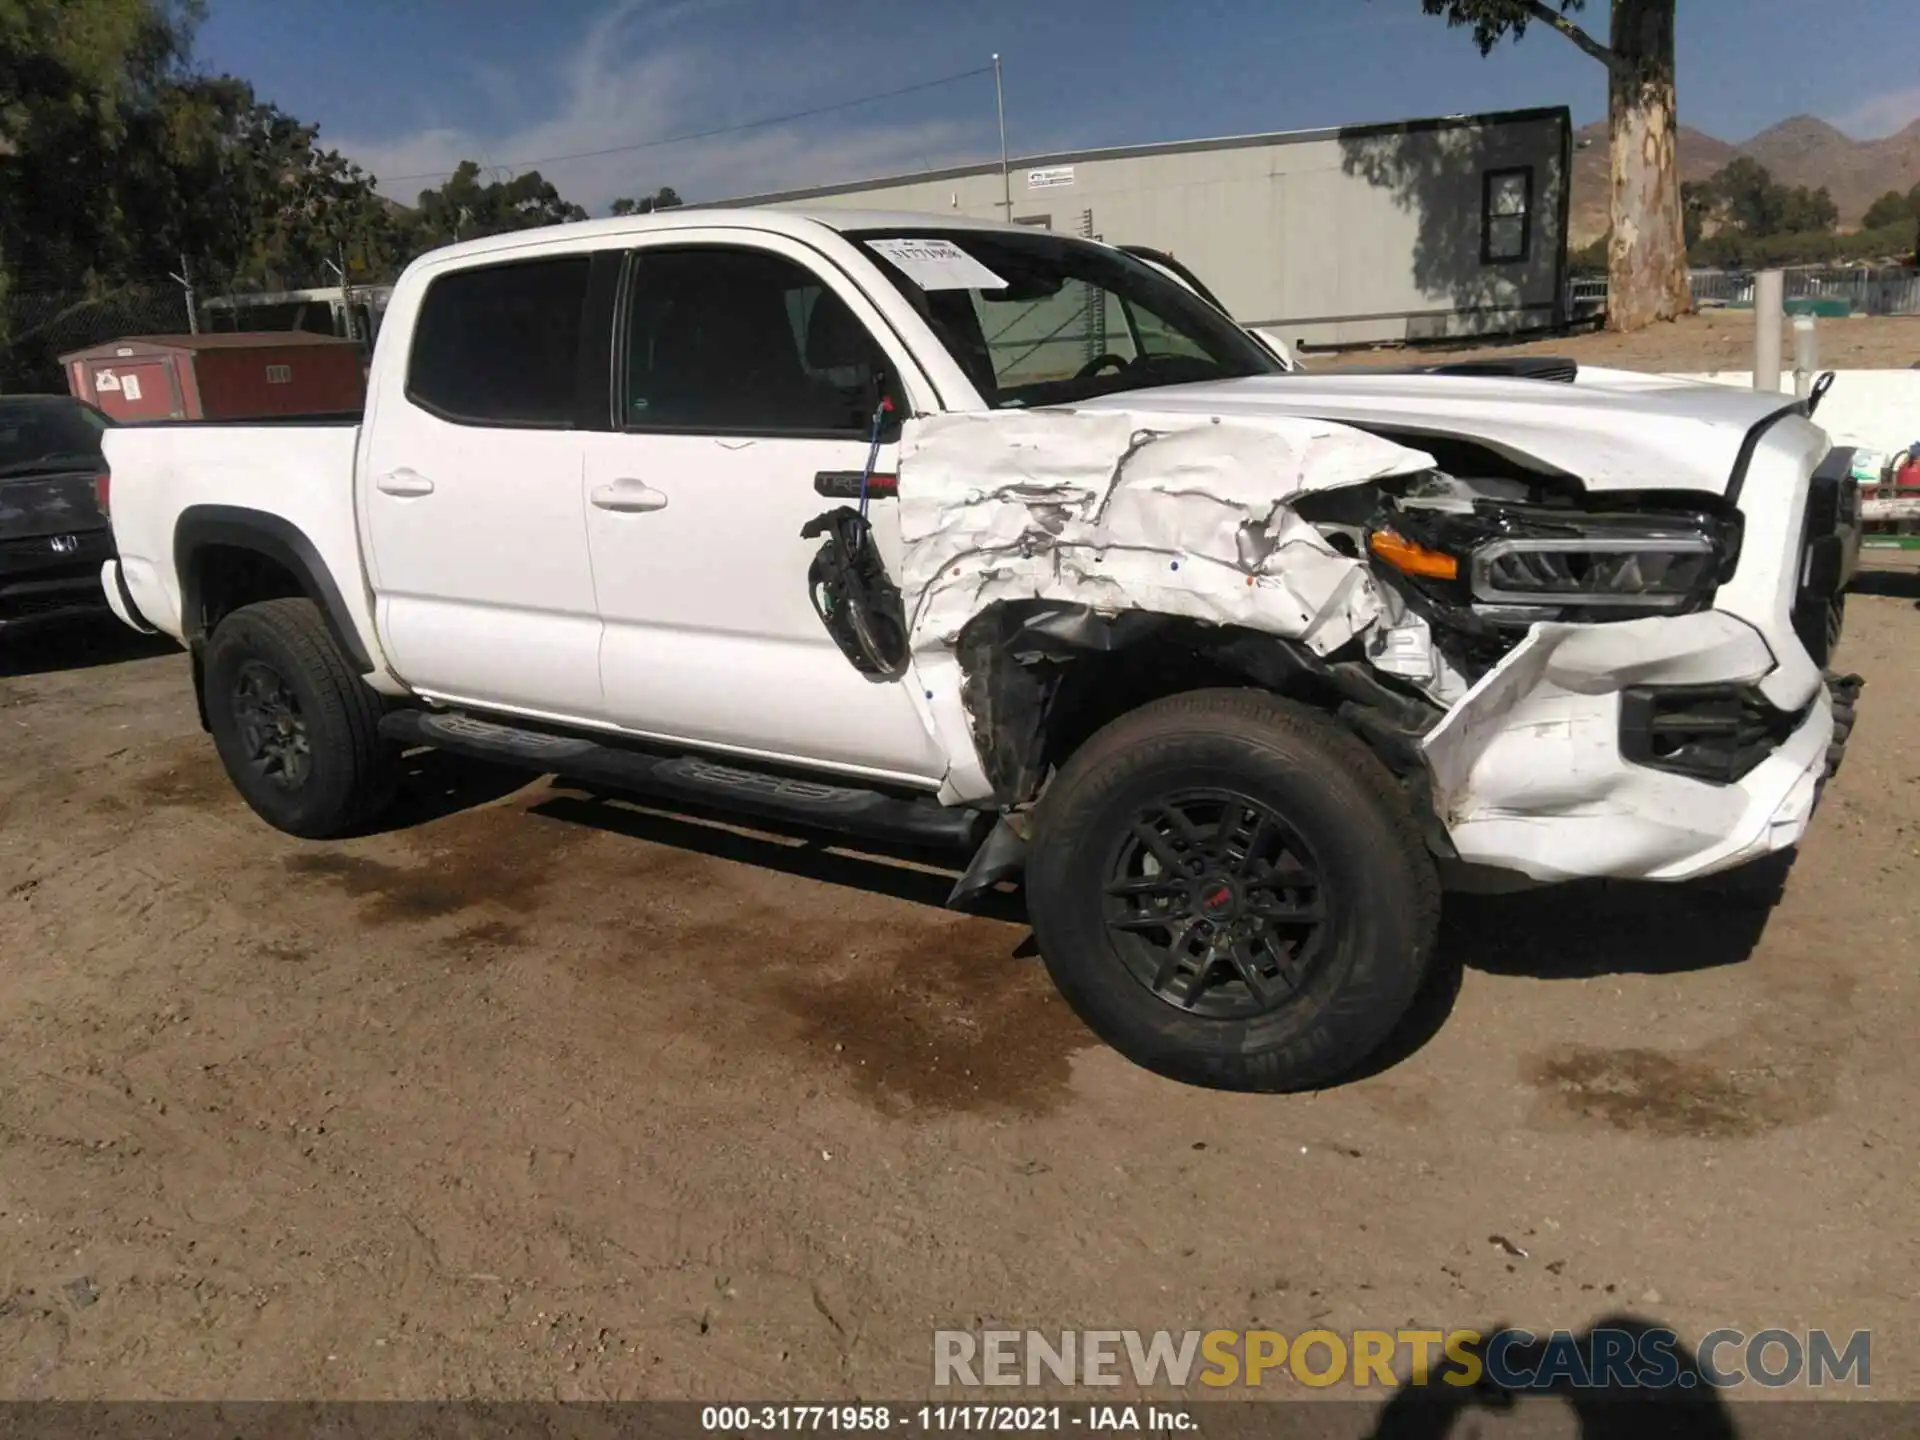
0 469 105 541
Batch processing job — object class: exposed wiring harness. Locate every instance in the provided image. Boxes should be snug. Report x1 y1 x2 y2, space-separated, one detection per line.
801 397 912 682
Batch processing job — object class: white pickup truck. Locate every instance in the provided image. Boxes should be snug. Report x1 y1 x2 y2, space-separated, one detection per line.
100 208 1862 1092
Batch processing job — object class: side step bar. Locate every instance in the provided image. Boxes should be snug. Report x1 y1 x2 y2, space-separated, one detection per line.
379 709 989 852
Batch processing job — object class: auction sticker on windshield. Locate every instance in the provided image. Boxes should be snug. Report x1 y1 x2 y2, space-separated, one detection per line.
865 237 1007 291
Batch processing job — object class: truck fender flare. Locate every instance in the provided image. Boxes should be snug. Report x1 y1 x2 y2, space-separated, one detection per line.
173 505 374 672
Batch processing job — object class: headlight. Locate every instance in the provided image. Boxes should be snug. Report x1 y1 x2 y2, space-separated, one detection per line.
1470 533 1718 611
1368 494 1735 624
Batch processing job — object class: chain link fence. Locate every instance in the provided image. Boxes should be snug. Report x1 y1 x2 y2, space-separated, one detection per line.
1 274 408 394
1775 267 1920 316
1 284 193 394
1568 266 1920 325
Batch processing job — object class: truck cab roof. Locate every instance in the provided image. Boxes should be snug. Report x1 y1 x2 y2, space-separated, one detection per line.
411 206 1044 271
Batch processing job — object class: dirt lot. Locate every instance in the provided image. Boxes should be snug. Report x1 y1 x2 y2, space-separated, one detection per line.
3 347 1919 1407
1307 309 1920 374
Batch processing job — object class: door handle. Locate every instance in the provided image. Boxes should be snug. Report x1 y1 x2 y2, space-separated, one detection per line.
375 468 435 497
591 479 669 513
814 470 898 499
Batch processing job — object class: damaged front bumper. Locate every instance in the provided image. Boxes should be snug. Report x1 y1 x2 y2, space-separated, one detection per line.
887 401 1855 886
1422 610 1840 883
1417 424 1861 884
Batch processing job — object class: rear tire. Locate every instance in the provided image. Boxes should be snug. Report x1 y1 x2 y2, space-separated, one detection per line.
1026 689 1439 1092
202 598 397 838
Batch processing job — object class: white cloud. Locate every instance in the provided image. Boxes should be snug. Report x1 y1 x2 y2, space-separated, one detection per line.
1834 86 1920 140
333 0 994 213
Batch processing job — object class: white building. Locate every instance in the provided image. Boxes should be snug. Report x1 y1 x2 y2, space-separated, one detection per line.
729 106 1572 351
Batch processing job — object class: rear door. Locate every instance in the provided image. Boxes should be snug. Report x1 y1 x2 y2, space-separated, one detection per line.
578 235 947 782
360 252 612 721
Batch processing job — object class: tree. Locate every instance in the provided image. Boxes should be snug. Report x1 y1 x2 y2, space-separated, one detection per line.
1862 183 1920 232
118 73 404 293
1569 232 1609 273
411 161 587 249
1707 157 1778 235
2 1 412 387
0 0 193 149
1681 178 1715 248
1862 190 1908 231
610 185 682 217
1778 184 1836 236
1416 0 1687 330
0 0 201 382
1701 157 1837 240
0 0 199 288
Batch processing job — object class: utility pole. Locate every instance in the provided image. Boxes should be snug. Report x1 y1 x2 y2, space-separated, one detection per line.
326 252 359 345
1754 269 1784 394
169 253 199 334
993 53 1011 220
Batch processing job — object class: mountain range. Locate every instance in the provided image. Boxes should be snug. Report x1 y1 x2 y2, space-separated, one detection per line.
1568 114 1920 245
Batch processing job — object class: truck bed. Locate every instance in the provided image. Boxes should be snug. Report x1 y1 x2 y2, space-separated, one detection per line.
101 421 370 653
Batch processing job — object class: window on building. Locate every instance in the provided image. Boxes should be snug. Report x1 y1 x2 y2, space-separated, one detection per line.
620 247 890 435
406 256 592 427
1482 167 1534 264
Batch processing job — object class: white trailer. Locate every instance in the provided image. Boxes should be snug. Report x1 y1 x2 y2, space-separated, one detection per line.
726 107 1573 352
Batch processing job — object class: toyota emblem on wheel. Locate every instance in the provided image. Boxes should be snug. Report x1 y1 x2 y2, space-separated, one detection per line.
48 534 79 554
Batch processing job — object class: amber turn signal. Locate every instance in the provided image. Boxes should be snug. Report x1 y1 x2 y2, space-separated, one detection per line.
1368 528 1459 580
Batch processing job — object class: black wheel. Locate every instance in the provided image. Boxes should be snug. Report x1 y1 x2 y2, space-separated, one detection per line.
202 598 397 838
1026 689 1440 1092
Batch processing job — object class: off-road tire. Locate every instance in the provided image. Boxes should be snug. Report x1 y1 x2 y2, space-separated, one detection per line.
203 598 397 838
1026 688 1440 1092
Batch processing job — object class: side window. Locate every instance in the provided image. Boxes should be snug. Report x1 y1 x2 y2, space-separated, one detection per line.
407 256 592 427
1482 167 1534 265
622 247 890 434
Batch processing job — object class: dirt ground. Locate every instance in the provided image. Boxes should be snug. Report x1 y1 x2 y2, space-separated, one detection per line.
1308 308 1920 374
3 406 1919 1409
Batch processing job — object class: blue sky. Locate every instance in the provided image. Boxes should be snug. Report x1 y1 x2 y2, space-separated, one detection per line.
195 0 1920 214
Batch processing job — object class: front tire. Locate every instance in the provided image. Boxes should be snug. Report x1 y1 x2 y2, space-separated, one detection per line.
203 598 397 838
1026 689 1439 1092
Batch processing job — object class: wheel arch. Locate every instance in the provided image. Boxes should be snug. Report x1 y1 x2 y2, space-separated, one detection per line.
951 600 1456 858
173 505 373 672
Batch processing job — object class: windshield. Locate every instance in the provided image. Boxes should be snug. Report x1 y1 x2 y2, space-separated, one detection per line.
0 398 109 477
849 228 1281 408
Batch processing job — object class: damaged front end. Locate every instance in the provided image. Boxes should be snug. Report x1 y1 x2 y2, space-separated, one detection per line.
1354 465 1743 705
805 406 1844 888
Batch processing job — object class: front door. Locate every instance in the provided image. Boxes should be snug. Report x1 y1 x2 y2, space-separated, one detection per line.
579 238 946 784
361 252 605 721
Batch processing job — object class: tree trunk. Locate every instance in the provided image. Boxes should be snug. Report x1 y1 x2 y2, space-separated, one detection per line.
1605 0 1690 331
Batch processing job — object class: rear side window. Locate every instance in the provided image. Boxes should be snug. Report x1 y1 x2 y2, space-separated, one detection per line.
407 257 592 427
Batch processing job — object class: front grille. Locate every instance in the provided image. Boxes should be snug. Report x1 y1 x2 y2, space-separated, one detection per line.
1619 684 1809 785
0 589 103 621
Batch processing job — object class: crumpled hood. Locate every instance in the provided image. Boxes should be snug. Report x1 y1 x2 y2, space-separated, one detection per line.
1068 371 1802 493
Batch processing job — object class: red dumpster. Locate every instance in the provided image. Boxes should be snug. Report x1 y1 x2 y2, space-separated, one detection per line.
59 333 365 423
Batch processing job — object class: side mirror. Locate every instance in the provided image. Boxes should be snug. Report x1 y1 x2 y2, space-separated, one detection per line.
1248 326 1302 372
